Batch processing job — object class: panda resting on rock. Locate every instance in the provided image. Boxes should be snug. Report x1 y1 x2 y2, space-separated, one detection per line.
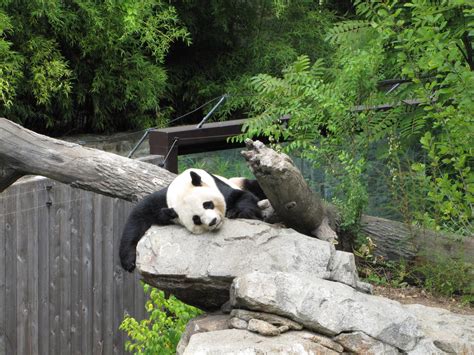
119 168 265 272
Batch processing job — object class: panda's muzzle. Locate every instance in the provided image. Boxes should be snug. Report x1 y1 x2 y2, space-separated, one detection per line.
209 218 217 227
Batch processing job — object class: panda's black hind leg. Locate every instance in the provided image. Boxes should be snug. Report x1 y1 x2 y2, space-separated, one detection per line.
119 189 174 272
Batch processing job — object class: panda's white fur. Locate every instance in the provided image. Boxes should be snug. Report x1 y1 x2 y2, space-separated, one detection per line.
167 168 226 234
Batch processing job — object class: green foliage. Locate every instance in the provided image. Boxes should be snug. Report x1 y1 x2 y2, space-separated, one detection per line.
0 0 190 133
166 1 335 119
0 10 23 108
355 236 411 289
239 0 473 235
415 256 474 303
178 149 254 179
120 284 202 355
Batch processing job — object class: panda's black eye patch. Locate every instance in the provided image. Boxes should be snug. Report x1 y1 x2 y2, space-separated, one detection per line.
203 201 214 210
192 215 202 225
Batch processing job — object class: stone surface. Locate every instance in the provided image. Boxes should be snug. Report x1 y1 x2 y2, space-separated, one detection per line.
334 331 399 354
176 314 230 355
229 317 248 330
230 272 422 351
230 309 303 330
407 339 446 355
328 250 359 288
247 319 280 336
278 325 290 333
299 333 344 353
404 303 474 354
137 219 360 309
183 329 340 355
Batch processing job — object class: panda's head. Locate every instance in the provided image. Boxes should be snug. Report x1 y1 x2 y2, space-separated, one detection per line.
167 169 226 234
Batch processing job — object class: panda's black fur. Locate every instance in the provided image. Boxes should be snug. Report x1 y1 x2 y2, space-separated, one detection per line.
119 170 264 272
210 175 263 220
230 177 267 201
119 187 178 272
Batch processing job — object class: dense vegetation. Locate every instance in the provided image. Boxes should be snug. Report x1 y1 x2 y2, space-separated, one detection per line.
0 0 190 133
120 284 201 355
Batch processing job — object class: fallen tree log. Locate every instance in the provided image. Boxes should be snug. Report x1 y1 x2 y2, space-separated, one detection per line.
361 215 474 262
0 117 471 262
0 117 175 201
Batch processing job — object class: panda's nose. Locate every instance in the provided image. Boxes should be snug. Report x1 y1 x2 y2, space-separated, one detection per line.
209 218 217 226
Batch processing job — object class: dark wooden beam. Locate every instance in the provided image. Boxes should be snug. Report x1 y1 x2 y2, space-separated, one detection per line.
149 116 290 173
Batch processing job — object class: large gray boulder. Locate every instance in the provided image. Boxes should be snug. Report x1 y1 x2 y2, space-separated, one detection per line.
183 329 341 355
404 304 474 354
230 271 422 351
136 219 362 310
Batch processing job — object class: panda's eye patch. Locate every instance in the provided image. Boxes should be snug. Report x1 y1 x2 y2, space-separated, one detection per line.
203 201 214 210
192 215 202 225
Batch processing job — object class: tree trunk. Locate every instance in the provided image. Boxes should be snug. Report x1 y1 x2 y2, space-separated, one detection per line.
360 215 474 262
242 139 338 243
0 117 175 201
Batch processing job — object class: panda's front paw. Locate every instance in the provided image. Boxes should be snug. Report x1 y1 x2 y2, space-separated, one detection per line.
162 207 178 219
157 207 178 224
120 252 136 272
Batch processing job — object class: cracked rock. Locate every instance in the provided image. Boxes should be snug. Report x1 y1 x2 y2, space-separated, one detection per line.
229 317 248 330
334 331 399 354
230 271 422 351
230 309 303 330
183 329 340 355
247 319 281 336
136 219 360 310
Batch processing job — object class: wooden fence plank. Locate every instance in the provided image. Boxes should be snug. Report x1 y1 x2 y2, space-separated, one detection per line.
48 183 63 355
4 184 18 354
80 189 94 355
60 186 72 354
27 181 40 355
92 194 104 354
38 179 52 355
70 187 82 355
102 196 114 355
0 182 6 355
16 183 30 355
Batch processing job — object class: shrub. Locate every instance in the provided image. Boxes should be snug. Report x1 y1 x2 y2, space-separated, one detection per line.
120 284 202 355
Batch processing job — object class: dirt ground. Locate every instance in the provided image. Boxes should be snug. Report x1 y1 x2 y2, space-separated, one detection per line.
372 285 474 316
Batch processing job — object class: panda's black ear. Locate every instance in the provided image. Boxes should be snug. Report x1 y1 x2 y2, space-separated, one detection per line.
190 171 202 186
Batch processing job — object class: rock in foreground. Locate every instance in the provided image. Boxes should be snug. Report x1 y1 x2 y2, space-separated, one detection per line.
136 219 363 310
183 329 340 355
230 271 421 351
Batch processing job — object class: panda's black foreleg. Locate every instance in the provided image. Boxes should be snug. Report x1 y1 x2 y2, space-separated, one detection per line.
119 188 176 272
226 189 263 221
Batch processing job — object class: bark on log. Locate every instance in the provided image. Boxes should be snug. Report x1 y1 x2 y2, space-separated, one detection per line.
0 117 175 201
242 139 337 242
361 215 474 262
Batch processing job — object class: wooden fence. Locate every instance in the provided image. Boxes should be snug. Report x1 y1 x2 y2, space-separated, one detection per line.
0 176 146 355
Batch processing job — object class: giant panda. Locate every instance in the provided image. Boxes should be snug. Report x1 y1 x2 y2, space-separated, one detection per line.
119 168 263 272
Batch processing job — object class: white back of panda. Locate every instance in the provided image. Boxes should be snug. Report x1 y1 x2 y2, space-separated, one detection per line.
167 169 226 234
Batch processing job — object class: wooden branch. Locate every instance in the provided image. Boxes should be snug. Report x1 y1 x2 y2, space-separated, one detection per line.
0 117 176 201
241 139 336 242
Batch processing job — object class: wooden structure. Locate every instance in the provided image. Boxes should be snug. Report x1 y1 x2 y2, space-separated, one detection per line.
149 116 290 173
0 176 147 355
